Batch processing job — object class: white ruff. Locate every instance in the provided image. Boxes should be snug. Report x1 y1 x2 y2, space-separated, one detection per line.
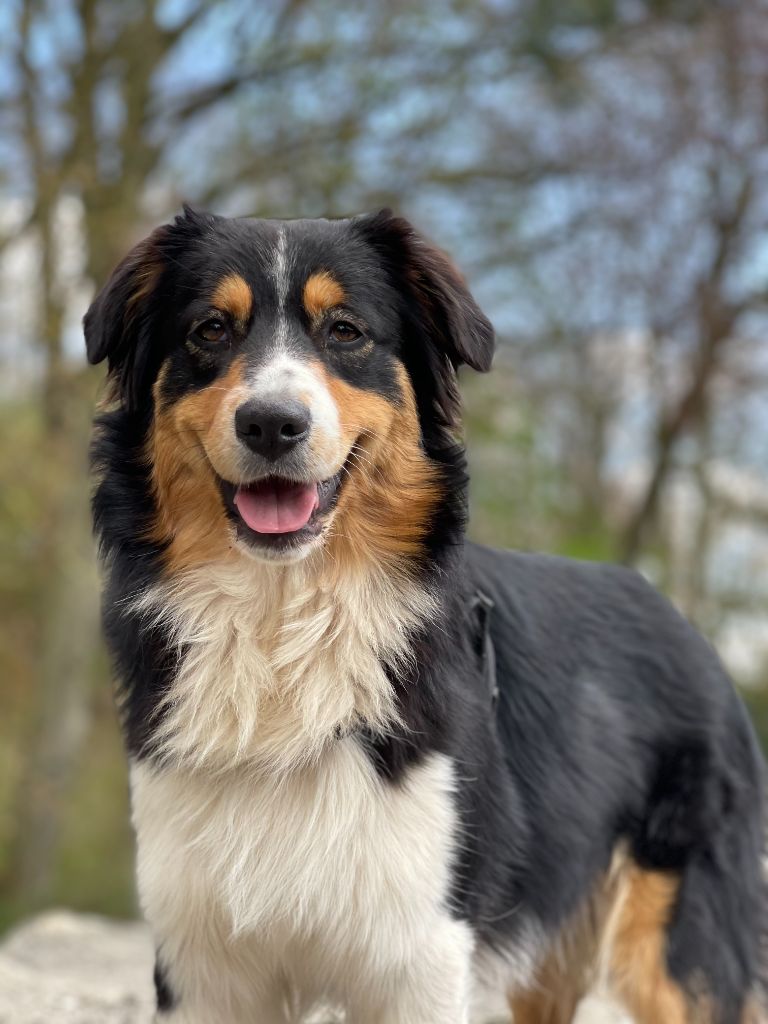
130 554 436 773
131 747 474 1022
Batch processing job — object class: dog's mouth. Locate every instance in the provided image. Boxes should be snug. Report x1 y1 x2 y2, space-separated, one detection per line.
235 478 321 534
219 468 346 553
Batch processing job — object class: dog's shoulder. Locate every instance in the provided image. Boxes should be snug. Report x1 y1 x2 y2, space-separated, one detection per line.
466 540 663 625
464 540 729 695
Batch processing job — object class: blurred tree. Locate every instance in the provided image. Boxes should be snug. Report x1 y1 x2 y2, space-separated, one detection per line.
446 0 768 632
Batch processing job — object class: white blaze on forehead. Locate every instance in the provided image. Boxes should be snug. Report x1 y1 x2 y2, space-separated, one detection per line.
254 230 344 475
273 226 289 304
269 226 291 350
248 352 340 437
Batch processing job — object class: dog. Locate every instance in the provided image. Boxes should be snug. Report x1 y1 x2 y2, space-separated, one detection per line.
85 207 766 1023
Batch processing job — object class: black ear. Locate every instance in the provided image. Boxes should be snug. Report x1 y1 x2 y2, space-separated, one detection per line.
83 224 172 407
354 210 495 373
354 210 495 435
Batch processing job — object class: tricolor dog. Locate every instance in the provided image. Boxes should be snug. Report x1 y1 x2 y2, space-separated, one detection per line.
85 208 766 1023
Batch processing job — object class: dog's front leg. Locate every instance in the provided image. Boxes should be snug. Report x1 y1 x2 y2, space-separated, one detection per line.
348 919 474 1024
151 938 290 1024
156 1001 288 1024
152 962 290 1024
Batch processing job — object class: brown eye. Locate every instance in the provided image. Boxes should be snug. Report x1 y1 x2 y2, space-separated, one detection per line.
330 321 362 344
194 318 228 344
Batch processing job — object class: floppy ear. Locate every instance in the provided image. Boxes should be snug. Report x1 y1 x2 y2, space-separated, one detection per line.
354 210 495 373
84 225 171 407
354 210 495 433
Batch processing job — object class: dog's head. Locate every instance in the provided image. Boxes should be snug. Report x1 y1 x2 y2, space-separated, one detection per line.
85 209 494 571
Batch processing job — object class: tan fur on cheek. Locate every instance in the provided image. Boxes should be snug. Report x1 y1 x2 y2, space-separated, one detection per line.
212 273 252 324
318 364 443 568
149 359 250 574
303 271 346 319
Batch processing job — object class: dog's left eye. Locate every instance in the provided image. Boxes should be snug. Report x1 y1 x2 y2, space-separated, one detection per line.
330 321 362 344
193 319 228 344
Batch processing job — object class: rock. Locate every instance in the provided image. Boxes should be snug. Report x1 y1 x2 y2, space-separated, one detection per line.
0 911 154 1024
0 911 631 1023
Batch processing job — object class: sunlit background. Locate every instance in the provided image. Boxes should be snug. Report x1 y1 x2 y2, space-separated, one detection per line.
1 0 767 930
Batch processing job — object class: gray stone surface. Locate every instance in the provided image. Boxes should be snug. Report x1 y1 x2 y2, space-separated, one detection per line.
0 911 630 1023
0 912 154 1024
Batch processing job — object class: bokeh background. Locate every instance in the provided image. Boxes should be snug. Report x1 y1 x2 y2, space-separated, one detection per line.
1 0 767 931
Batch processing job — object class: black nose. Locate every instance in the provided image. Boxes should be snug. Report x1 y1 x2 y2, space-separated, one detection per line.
234 399 311 461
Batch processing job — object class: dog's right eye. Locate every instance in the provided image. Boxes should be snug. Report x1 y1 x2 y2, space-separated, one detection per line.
193 319 229 345
329 321 362 344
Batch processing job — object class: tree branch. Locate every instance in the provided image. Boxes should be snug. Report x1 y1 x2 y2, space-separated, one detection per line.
619 173 754 564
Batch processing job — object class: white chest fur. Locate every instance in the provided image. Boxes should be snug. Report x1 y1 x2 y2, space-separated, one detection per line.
131 744 470 1018
128 557 484 1020
132 743 458 938
131 556 435 773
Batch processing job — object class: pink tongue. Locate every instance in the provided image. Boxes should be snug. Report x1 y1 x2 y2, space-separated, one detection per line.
234 480 319 534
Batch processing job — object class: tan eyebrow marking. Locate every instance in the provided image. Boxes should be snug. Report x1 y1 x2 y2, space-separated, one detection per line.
211 273 252 323
303 271 346 319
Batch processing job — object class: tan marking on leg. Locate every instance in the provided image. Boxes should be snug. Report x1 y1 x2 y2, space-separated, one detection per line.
303 271 346 319
212 273 252 324
510 977 583 1024
605 864 691 1024
508 870 612 1024
742 997 768 1024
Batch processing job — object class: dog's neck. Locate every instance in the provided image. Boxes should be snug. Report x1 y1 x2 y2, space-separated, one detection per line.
96 410 468 772
131 547 439 774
